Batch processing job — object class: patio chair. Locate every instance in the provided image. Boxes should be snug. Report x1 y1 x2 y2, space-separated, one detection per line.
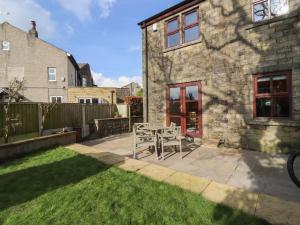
158 126 183 160
133 123 158 159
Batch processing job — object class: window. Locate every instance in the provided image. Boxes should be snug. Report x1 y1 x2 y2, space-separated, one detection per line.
50 96 62 103
183 10 200 43
252 0 289 22
2 41 10 51
48 67 57 81
254 71 291 118
78 98 99 104
166 17 180 48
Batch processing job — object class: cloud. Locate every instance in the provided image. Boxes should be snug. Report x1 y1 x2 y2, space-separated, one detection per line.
56 0 116 21
56 0 92 21
97 0 116 18
128 44 141 52
92 71 142 88
65 23 75 35
0 0 55 38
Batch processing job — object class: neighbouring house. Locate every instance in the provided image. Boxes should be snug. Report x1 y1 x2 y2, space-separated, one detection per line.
0 21 93 103
78 63 95 87
68 87 130 104
139 0 300 153
122 82 142 96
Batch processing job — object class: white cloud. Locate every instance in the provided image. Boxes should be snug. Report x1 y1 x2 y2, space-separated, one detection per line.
57 0 92 21
0 0 55 38
128 44 141 52
65 23 75 35
97 0 116 18
56 0 116 21
92 71 142 88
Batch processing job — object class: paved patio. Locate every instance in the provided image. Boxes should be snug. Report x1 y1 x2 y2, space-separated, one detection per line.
83 133 300 204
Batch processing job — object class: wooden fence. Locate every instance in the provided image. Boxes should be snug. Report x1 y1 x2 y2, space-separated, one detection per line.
0 103 119 137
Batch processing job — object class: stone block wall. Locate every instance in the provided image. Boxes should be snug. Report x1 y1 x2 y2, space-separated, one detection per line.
142 0 300 153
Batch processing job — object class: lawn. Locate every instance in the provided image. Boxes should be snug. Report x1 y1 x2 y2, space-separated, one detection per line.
0 148 271 225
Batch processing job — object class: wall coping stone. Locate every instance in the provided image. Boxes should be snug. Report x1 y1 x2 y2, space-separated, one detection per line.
0 131 77 149
247 119 300 127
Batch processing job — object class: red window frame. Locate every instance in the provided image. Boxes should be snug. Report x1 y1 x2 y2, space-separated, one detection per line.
165 17 180 48
253 71 292 118
182 9 200 43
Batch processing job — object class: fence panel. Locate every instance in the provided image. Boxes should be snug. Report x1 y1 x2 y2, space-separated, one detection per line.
44 104 83 130
85 104 118 124
0 103 39 136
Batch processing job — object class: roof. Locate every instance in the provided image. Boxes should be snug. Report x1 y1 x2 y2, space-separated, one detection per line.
138 0 204 28
78 63 89 69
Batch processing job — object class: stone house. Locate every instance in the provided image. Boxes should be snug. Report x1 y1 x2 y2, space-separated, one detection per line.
139 0 300 153
0 21 92 103
68 87 130 104
122 82 142 96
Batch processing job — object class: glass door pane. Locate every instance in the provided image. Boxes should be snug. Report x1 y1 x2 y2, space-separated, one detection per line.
170 87 181 126
185 85 199 134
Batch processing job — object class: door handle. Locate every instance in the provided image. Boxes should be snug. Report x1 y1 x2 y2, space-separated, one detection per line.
180 104 183 113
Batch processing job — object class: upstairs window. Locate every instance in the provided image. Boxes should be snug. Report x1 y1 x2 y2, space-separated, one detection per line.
166 17 180 48
48 67 57 81
252 0 289 22
183 10 199 43
253 71 291 118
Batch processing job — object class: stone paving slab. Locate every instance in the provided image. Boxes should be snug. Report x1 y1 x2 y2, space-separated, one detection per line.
116 158 149 172
137 164 176 182
256 194 300 225
165 172 211 194
202 181 259 215
67 143 300 225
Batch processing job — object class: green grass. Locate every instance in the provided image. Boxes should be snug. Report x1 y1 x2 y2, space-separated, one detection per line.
0 132 39 145
0 148 271 225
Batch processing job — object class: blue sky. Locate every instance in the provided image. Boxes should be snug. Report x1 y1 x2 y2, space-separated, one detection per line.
0 0 182 87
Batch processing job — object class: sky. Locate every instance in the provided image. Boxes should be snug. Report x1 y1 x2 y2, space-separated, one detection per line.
0 0 182 87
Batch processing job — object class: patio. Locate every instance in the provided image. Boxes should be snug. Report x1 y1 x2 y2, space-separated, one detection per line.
84 133 300 204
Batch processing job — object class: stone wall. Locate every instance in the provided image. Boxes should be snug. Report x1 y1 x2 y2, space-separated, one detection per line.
142 0 300 153
0 132 77 162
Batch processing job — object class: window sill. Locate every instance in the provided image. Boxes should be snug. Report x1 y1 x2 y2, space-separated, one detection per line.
163 39 201 53
246 11 299 30
247 118 300 127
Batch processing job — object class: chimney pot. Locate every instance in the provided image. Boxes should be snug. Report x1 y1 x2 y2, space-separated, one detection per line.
29 21 38 38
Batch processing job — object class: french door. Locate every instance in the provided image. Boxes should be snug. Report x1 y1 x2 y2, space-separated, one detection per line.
166 81 202 138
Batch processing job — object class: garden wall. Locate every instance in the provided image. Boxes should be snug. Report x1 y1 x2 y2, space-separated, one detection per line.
0 131 76 162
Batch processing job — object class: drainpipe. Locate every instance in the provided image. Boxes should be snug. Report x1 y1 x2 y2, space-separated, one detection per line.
144 23 149 122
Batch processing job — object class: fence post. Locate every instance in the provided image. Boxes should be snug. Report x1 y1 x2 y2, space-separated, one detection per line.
38 103 43 136
128 104 131 132
82 104 86 138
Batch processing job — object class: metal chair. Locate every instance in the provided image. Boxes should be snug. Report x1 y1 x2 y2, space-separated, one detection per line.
133 123 158 159
158 126 183 160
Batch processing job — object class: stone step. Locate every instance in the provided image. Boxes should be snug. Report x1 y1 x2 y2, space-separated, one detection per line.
202 139 220 148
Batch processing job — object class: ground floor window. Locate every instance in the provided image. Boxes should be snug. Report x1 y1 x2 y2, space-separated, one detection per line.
78 98 105 104
50 96 62 103
253 71 291 118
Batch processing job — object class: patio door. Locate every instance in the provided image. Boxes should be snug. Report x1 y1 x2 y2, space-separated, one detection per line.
166 81 202 138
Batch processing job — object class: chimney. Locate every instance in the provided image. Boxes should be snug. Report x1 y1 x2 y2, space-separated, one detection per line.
28 21 38 38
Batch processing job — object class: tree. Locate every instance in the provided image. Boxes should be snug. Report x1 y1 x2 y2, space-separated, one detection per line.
3 78 25 143
136 88 144 98
39 103 57 136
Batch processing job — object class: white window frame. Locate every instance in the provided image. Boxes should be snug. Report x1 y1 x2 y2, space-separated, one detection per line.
82 77 87 87
50 96 63 103
252 0 289 22
2 41 10 51
48 67 57 81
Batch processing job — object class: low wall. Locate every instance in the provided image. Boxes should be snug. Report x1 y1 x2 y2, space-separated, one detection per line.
95 118 129 138
241 121 300 154
0 131 77 162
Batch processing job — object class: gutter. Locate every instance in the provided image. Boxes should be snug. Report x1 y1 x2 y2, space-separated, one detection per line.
144 23 149 122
